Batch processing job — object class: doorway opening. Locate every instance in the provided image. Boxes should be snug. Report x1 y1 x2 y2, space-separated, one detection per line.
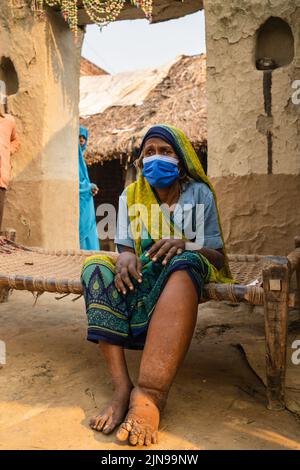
88 159 126 250
0 57 19 96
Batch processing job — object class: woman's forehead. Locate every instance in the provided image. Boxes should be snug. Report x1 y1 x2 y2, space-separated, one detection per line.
144 137 173 147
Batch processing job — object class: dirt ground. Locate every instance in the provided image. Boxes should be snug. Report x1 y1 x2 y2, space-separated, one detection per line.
0 291 299 450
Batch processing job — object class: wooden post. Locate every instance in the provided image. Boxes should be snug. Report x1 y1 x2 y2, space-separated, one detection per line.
262 256 290 410
295 236 300 318
124 165 136 188
0 228 16 302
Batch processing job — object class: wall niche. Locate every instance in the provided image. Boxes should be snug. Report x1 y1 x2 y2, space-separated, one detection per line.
256 17 294 70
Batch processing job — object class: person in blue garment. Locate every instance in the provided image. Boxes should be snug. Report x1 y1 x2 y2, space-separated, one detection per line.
79 126 100 250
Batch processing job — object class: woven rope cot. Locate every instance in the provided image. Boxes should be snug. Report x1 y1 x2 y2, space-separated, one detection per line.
1 235 300 411
0 237 268 305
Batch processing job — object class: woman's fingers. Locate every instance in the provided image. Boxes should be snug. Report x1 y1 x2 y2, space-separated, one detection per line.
136 257 143 281
114 253 144 294
115 266 133 294
162 246 177 265
152 241 171 261
147 240 165 258
127 263 142 284
148 240 185 260
114 274 127 295
120 267 134 291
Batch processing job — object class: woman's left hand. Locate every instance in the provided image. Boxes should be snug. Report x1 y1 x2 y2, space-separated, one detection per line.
146 238 185 265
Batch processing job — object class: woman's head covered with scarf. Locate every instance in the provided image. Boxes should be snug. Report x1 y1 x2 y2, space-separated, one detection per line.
137 124 208 184
79 126 89 152
127 124 232 281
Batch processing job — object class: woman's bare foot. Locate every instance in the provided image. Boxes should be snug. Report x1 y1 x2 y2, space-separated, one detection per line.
116 387 162 446
90 382 133 435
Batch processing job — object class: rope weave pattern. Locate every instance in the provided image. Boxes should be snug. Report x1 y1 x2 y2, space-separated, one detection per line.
0 238 265 304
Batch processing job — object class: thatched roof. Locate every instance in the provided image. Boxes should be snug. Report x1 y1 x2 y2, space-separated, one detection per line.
80 54 207 165
80 58 108 77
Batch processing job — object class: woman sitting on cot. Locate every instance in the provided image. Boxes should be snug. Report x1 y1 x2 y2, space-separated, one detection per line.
81 124 233 446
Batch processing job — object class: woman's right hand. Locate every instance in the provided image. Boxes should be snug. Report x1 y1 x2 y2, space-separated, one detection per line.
90 184 99 196
115 252 143 294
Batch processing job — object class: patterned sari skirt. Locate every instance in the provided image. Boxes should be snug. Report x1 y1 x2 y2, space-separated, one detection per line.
81 245 210 350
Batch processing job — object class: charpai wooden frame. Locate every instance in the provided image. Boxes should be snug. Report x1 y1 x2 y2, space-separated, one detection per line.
0 233 299 412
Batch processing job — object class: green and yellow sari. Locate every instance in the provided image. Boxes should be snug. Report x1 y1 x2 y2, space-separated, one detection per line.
81 125 233 349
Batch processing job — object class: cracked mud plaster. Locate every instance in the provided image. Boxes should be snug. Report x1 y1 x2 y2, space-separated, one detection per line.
0 1 82 249
205 0 300 253
205 0 299 44
205 0 300 177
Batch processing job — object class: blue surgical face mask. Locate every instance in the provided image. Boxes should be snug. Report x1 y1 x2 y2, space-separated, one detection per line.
142 155 179 189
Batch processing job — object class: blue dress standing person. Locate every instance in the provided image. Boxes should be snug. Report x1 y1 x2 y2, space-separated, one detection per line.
79 126 100 250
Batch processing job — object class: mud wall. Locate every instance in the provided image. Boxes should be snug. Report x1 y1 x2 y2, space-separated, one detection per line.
0 1 82 249
205 0 300 254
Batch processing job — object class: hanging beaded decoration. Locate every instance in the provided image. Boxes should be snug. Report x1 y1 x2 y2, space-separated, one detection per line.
31 1 153 34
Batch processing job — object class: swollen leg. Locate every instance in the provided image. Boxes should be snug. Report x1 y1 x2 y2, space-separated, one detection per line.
117 271 199 445
90 341 133 434
139 271 199 400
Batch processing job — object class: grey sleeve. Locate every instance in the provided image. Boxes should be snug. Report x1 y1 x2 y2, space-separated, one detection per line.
114 191 135 249
198 190 224 250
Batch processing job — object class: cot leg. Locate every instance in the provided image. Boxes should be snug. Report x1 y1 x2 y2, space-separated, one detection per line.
263 257 290 410
295 237 300 318
0 228 16 303
0 288 9 303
